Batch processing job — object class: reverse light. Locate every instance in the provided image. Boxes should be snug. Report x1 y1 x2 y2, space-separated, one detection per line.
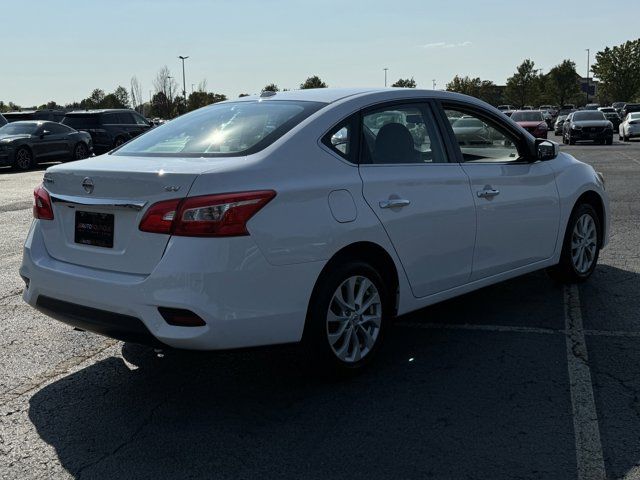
33 184 54 220
139 190 276 237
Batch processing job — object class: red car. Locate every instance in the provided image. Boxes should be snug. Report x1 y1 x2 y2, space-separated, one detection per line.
510 110 548 139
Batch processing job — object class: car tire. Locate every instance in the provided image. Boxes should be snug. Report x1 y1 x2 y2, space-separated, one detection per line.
302 261 391 375
606 136 613 146
72 142 89 161
12 147 34 171
547 203 601 284
569 134 576 145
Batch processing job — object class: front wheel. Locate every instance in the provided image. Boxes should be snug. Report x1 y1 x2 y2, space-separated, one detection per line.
547 203 601 283
303 261 391 374
606 136 613 146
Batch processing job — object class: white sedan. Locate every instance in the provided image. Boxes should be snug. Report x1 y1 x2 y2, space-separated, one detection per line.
21 88 609 372
619 112 640 141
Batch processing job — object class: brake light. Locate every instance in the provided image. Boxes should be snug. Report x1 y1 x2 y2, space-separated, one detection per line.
33 185 54 220
139 190 276 237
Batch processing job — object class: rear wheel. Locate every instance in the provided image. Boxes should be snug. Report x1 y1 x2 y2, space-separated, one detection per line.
72 142 89 160
547 203 600 283
303 261 390 374
13 147 33 171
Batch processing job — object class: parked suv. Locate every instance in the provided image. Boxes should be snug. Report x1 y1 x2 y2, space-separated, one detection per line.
3 109 68 123
61 109 151 153
621 103 640 119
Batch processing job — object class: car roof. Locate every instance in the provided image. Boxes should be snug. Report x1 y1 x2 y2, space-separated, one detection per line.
227 87 497 108
65 109 134 115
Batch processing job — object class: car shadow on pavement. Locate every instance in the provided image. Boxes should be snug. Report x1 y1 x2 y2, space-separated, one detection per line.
26 267 638 479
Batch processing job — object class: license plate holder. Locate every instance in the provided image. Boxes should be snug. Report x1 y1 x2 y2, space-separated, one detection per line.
75 211 114 248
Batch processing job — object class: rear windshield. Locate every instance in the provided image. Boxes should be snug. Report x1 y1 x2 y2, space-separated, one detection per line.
574 111 606 121
0 123 38 135
113 100 325 157
62 115 100 128
510 111 544 122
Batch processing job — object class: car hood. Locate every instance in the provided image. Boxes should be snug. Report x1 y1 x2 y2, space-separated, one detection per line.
0 134 31 142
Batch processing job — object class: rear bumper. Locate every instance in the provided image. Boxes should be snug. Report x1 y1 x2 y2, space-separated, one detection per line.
20 221 324 350
35 295 162 346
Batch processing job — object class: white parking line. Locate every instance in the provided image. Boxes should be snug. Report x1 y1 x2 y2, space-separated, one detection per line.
564 284 606 480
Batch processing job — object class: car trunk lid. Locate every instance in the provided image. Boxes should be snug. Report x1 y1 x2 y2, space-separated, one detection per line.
39 155 228 274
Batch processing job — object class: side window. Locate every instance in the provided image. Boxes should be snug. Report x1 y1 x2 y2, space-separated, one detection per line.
444 108 520 163
118 112 135 124
101 113 117 124
47 123 71 134
360 104 446 164
322 117 355 162
133 113 148 126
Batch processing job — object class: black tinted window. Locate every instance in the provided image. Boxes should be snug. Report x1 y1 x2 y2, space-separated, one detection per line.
573 111 605 121
62 115 99 128
118 112 135 124
46 123 72 134
101 113 118 124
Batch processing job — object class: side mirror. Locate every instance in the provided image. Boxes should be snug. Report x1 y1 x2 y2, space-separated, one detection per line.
535 139 558 161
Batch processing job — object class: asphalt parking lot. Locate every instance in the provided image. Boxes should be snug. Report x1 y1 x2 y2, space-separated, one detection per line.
1 135 639 480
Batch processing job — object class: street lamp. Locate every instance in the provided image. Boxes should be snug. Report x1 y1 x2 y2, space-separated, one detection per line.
383 68 388 87
585 49 590 104
178 56 189 101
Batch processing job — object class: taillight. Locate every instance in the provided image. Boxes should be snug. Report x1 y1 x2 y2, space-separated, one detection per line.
139 190 276 237
33 185 54 220
138 198 181 234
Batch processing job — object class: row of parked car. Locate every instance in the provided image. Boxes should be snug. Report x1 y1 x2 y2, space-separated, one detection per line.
497 101 640 145
0 109 154 170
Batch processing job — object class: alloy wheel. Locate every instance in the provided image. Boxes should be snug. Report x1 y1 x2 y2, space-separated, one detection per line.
571 213 597 274
15 149 32 170
74 144 87 159
326 275 382 363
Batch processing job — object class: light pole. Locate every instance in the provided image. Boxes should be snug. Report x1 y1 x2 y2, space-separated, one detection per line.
432 79 436 90
383 68 388 87
585 49 590 104
178 55 189 101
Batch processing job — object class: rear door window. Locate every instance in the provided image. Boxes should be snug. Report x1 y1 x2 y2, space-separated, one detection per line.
62 115 99 128
360 103 447 164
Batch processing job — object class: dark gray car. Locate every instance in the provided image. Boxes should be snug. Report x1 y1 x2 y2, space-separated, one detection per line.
0 121 93 171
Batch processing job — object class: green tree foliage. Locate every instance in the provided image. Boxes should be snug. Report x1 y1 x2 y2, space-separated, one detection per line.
446 75 500 104
391 78 417 88
592 39 640 102
299 75 328 89
504 59 540 107
113 86 130 108
262 83 280 92
187 91 227 111
238 93 250 97
545 60 581 107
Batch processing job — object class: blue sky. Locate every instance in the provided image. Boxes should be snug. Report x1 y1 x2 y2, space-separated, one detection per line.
1 0 638 106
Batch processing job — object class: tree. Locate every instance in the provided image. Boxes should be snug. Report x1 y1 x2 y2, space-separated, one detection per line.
504 59 540 107
262 83 279 92
391 78 417 88
113 86 130 108
187 91 227 111
238 93 250 97
83 88 105 108
299 75 328 89
446 75 500 104
545 60 581 107
592 39 640 102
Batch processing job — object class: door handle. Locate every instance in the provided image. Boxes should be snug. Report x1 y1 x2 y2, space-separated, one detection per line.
477 189 500 198
379 198 411 209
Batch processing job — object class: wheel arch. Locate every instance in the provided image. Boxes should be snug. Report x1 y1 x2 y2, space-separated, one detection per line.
573 190 606 247
308 241 400 317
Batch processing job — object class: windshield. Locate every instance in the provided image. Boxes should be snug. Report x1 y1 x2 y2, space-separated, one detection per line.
114 100 324 157
0 123 38 135
510 111 544 122
574 111 606 121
